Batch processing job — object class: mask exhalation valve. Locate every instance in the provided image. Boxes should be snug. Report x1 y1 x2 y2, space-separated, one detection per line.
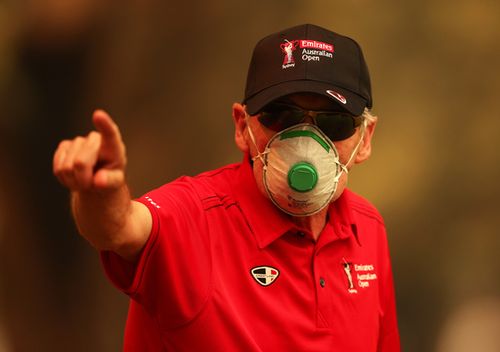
287 162 318 192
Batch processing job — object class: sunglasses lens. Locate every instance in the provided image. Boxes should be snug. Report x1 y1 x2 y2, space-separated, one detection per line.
316 113 357 141
258 103 360 141
258 105 304 131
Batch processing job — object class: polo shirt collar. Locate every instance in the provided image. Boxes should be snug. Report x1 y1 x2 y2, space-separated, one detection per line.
327 189 361 246
233 154 360 248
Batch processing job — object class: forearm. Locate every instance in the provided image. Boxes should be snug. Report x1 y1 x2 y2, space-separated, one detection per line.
54 110 151 261
71 185 133 252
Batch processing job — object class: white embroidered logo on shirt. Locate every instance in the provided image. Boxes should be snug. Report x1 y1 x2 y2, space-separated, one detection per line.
355 263 378 288
145 196 161 209
342 259 358 294
342 258 377 294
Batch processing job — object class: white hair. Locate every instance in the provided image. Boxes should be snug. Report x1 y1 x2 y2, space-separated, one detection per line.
362 108 377 124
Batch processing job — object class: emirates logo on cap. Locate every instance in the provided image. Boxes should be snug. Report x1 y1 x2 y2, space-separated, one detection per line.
281 38 335 71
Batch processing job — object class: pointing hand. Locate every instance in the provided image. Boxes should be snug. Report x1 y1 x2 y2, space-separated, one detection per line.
53 110 127 192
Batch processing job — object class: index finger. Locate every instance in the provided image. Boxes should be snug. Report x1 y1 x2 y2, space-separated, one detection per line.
92 109 123 143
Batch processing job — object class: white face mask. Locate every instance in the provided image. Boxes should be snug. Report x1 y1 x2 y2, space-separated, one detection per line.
247 118 366 217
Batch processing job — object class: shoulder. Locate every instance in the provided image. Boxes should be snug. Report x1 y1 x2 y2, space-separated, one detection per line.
342 189 390 249
143 162 241 208
343 189 384 226
190 162 241 189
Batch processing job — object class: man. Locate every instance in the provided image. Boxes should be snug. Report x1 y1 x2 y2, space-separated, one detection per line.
53 24 400 351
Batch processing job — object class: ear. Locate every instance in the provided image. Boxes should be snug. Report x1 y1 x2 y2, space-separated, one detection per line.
232 103 250 153
354 116 377 164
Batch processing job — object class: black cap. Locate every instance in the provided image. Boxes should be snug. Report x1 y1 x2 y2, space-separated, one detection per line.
243 24 372 116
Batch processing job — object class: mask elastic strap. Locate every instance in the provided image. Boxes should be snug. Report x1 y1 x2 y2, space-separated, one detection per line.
336 119 368 178
244 111 268 165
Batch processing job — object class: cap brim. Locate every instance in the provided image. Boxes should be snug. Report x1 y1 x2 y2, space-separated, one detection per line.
244 80 368 116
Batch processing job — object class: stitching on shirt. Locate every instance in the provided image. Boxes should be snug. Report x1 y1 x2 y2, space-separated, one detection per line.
349 202 384 225
224 202 237 209
192 164 239 180
201 194 238 211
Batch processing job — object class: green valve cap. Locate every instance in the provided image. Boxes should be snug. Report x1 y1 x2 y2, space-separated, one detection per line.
288 162 318 192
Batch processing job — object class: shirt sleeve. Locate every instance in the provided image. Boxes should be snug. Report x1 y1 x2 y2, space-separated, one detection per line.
100 178 212 329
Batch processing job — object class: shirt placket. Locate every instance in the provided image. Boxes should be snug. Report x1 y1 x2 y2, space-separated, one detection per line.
312 221 353 330
313 244 334 329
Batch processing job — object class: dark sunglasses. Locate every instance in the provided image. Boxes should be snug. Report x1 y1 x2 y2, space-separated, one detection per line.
258 102 364 141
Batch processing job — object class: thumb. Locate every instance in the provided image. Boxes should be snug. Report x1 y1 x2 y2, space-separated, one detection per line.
93 168 125 190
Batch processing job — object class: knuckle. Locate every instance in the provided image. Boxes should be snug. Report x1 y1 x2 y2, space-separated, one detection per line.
74 136 85 144
60 164 74 175
61 158 76 173
73 157 87 170
88 131 100 139
58 140 71 150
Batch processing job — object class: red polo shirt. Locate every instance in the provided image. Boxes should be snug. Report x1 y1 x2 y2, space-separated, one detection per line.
101 156 400 351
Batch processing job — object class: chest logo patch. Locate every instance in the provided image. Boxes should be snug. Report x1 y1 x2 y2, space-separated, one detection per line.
250 266 280 287
342 258 378 294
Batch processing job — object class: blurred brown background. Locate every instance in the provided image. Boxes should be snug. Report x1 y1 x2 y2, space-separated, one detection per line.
1 0 499 351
